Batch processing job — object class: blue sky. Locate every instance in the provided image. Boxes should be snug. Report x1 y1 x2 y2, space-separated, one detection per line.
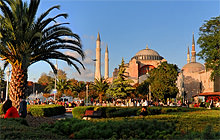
2 0 219 82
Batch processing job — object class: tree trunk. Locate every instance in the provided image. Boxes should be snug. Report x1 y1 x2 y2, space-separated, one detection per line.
99 93 103 104
9 67 27 109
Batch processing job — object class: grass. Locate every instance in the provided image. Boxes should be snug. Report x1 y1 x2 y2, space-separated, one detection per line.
96 109 220 133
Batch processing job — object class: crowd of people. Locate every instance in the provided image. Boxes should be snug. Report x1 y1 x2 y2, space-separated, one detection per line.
1 96 220 119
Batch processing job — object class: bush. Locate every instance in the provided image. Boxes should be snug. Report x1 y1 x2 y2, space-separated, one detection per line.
72 106 95 119
41 118 178 139
72 106 210 119
72 106 141 119
28 105 65 117
0 118 64 139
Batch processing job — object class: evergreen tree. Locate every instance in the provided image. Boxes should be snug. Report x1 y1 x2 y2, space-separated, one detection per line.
106 58 134 99
197 16 220 79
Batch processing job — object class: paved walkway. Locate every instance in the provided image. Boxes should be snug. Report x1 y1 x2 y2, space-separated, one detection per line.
50 112 73 120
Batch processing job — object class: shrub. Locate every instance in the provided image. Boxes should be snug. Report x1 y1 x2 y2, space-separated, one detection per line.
28 105 65 117
72 106 95 119
0 118 64 139
40 118 178 139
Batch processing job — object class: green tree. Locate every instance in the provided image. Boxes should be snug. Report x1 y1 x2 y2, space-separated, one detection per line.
49 69 67 80
136 80 149 97
148 62 179 101
0 0 84 108
197 16 220 79
70 81 86 99
37 73 53 85
106 58 134 99
45 79 71 98
92 77 109 103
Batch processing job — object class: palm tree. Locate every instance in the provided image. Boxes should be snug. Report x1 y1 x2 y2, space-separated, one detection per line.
0 67 5 97
92 78 109 103
70 81 86 98
0 0 84 108
45 79 71 98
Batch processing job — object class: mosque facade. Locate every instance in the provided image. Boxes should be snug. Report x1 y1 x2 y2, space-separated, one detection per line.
176 34 220 101
94 32 219 101
111 45 167 83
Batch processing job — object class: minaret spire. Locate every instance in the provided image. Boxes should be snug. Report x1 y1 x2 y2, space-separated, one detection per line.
191 32 196 62
187 46 190 63
95 32 101 80
146 44 149 49
105 44 109 79
97 32 100 41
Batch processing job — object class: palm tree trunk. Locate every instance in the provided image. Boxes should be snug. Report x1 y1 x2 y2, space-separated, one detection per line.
9 67 27 109
99 93 103 105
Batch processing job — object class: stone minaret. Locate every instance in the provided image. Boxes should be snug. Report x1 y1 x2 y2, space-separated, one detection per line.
191 33 196 63
95 32 101 80
187 46 190 63
105 44 109 79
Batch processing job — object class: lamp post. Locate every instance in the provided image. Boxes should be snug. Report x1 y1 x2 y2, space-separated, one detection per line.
5 67 11 101
92 59 97 80
54 63 58 101
33 78 36 98
86 84 89 106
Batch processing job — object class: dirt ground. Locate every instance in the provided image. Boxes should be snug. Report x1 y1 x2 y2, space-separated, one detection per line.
25 115 57 127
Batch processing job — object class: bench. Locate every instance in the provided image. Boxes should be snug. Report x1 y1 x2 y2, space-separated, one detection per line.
82 110 102 120
66 108 73 113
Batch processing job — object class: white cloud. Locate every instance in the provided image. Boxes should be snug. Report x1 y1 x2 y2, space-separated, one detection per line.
83 35 95 41
65 49 95 66
68 68 94 82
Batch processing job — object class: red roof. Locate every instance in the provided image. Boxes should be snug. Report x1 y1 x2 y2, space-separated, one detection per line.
199 92 220 96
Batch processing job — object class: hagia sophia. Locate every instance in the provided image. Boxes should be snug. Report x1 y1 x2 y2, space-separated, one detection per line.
94 32 220 101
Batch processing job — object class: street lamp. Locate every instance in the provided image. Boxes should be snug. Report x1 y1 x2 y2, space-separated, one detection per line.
92 59 97 80
86 84 89 106
54 62 58 101
5 67 11 101
33 78 35 98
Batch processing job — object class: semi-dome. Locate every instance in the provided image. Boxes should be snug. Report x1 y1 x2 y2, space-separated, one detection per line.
182 62 205 73
131 45 163 61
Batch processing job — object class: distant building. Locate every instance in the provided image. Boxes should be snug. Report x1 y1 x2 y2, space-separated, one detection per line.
177 33 220 101
109 45 166 83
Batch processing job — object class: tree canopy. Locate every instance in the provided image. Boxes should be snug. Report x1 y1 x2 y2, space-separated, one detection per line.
0 0 84 107
197 16 220 80
106 58 134 99
92 77 109 103
148 62 179 101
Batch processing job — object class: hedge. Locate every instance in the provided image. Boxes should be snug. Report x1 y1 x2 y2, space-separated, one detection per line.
72 106 95 119
28 105 65 117
72 106 209 119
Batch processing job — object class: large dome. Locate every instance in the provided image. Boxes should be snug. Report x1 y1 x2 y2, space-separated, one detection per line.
182 62 205 73
135 48 160 56
132 46 163 61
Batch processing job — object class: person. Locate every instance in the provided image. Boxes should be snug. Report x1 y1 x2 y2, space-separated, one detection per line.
2 100 19 118
19 95 27 118
140 106 147 116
